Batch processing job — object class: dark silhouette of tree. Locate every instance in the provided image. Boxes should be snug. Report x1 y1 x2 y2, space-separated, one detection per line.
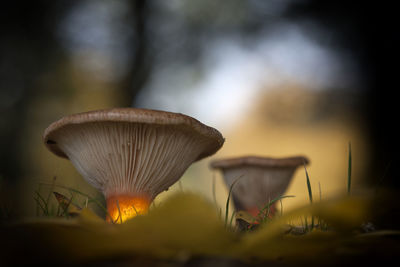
285 1 400 189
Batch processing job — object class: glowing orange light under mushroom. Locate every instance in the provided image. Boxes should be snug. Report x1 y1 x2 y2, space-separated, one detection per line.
106 194 151 223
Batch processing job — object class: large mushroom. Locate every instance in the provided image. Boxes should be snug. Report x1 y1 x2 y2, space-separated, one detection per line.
44 108 224 223
210 155 309 217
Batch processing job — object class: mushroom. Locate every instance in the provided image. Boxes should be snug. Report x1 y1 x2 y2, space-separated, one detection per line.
210 155 309 218
43 108 224 223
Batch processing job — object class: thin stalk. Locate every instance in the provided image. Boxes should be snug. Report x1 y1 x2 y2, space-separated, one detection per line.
259 195 295 215
304 164 314 230
116 199 123 224
45 176 56 208
304 164 313 203
225 175 243 227
318 182 322 201
131 204 138 215
34 190 49 215
265 197 271 220
62 194 74 218
212 173 217 207
56 201 62 217
33 196 47 216
229 210 236 229
347 142 352 195
258 195 295 223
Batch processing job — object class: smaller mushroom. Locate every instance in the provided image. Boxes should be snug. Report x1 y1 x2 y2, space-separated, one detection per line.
210 155 309 218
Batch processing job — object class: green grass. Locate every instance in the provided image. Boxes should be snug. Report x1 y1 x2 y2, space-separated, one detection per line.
298 143 353 232
225 175 243 228
40 183 106 211
37 180 153 224
36 180 112 221
257 195 295 223
347 142 352 195
34 190 50 216
304 163 313 204
303 163 315 230
34 190 73 218
212 173 217 207
116 199 123 224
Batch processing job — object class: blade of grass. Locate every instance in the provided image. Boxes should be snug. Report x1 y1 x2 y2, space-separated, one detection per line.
46 176 56 207
62 194 75 218
131 204 138 215
304 164 313 204
116 199 123 224
212 173 217 207
229 210 236 229
304 163 314 230
259 195 295 214
347 142 352 195
56 200 62 217
317 180 322 227
317 183 321 228
34 190 49 215
265 197 271 220
35 193 40 217
258 195 295 223
33 196 47 216
225 175 243 227
35 184 42 216
318 181 322 201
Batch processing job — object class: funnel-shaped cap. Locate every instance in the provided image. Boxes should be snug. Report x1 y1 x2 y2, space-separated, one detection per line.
44 108 224 222
210 156 309 215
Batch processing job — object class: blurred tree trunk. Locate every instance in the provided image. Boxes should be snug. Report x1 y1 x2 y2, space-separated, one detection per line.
119 0 152 107
286 0 399 189
0 1 72 183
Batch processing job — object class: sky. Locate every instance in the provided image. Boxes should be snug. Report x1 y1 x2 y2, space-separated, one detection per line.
134 22 360 130
59 0 362 132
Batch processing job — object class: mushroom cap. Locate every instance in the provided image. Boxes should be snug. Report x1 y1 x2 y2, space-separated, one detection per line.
210 155 309 212
45 108 224 160
210 155 309 170
43 108 224 199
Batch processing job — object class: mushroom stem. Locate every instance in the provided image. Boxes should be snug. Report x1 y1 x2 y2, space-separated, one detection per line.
106 194 151 223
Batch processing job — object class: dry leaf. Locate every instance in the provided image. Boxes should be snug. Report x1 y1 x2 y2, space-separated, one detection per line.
53 191 82 216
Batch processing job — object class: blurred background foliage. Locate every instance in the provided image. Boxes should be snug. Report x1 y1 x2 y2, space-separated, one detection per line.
0 0 398 226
